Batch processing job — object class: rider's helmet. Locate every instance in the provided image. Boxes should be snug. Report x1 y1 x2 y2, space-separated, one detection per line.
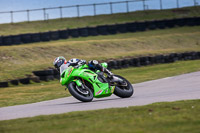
67 58 80 66
53 56 66 72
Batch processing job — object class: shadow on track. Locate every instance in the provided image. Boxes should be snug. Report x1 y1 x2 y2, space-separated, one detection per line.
52 97 122 106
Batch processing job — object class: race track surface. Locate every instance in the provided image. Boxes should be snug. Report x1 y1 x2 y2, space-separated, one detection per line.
0 71 200 121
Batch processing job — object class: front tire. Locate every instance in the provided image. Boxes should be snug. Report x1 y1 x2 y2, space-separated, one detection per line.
113 75 134 98
68 82 93 102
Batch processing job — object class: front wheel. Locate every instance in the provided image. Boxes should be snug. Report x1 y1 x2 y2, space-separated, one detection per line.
68 82 93 102
113 75 134 98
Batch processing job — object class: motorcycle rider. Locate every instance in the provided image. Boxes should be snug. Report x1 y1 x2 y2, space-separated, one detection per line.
53 56 113 78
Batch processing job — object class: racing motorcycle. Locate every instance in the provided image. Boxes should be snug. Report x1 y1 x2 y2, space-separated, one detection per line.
60 62 134 102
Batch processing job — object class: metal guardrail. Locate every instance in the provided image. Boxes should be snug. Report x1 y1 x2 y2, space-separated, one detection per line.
0 0 199 24
0 0 149 23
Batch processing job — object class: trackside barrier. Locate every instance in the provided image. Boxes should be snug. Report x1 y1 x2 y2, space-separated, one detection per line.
19 78 30 84
21 34 31 43
68 29 79 38
40 32 50 42
12 35 21 44
0 36 2 45
107 25 117 34
33 69 55 81
59 30 69 39
10 80 19 85
116 24 127 33
0 82 9 88
97 25 108 35
2 36 12 45
88 27 98 36
79 28 89 37
0 17 200 46
0 51 200 88
31 33 41 42
50 31 60 40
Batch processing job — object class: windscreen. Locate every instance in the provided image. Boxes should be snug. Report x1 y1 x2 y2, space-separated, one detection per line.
60 63 70 75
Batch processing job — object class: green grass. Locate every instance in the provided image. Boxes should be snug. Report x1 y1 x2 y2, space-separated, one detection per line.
1 26 200 82
0 60 200 107
0 99 199 133
0 6 200 35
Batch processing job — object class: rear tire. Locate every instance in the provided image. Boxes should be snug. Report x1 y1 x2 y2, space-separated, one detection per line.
68 82 93 102
113 75 134 98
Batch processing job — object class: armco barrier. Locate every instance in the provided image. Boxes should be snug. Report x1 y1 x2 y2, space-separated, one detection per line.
1 17 200 46
1 51 200 88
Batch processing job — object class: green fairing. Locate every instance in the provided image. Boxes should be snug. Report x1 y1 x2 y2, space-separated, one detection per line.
101 62 108 68
60 63 114 98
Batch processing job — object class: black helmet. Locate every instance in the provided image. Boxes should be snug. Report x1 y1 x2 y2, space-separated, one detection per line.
53 56 66 72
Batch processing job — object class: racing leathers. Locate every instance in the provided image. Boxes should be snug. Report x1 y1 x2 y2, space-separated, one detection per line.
59 59 113 77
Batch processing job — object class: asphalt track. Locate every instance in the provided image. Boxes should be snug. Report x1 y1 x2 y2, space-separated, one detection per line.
0 71 200 121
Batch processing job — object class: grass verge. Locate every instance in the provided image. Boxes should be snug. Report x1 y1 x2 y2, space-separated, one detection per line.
1 26 200 81
0 6 200 36
0 60 200 107
0 99 199 133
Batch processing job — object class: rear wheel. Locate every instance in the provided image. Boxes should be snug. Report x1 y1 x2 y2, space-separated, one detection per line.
113 75 134 98
68 82 93 102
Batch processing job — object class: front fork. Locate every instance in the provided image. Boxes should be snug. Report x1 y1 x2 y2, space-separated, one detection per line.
74 79 82 87
65 79 83 91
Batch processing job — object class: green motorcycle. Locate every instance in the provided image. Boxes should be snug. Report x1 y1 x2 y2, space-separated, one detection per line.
60 62 134 102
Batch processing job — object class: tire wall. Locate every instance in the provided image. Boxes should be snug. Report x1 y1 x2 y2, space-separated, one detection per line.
0 17 200 46
1 51 200 88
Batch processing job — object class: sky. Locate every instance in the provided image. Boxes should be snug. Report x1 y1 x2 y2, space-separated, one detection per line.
0 0 199 24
